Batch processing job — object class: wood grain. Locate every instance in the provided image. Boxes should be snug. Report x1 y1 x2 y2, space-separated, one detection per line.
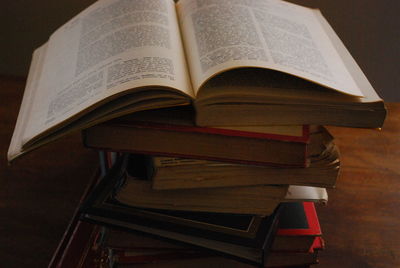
318 103 400 268
0 76 398 267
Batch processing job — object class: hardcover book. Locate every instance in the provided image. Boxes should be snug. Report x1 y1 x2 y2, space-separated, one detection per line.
50 166 323 267
273 202 322 252
51 220 321 268
53 209 322 267
83 107 311 167
80 155 281 265
81 154 328 216
103 234 323 267
141 126 339 189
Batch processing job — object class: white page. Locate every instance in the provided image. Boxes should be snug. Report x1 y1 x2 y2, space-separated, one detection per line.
177 0 363 97
22 0 193 145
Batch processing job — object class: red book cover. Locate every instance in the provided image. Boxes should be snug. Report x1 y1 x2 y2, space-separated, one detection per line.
83 107 310 167
119 120 309 143
50 202 323 267
272 202 322 252
277 202 321 237
105 234 325 267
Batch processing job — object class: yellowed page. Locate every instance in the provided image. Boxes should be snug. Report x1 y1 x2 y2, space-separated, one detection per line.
8 44 48 161
21 0 193 146
312 10 382 102
177 0 363 97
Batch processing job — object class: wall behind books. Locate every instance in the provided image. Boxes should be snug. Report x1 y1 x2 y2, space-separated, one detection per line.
0 0 96 73
0 0 399 101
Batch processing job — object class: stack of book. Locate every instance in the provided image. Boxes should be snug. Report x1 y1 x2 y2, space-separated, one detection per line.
7 0 386 267
49 200 323 268
72 104 336 267
48 153 327 267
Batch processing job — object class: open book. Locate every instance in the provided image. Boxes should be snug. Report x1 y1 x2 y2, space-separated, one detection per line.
8 0 386 161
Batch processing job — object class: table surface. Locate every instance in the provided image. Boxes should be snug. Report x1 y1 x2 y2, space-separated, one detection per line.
0 77 399 268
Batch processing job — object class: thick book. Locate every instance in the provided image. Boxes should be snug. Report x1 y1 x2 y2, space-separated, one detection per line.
100 203 324 254
8 0 386 161
81 209 285 266
79 155 281 266
142 126 339 189
102 232 323 267
96 205 323 255
82 154 328 216
122 154 290 215
81 184 277 265
83 107 311 167
52 220 320 268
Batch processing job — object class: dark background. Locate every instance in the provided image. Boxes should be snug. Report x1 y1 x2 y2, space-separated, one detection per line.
0 1 399 267
0 0 399 100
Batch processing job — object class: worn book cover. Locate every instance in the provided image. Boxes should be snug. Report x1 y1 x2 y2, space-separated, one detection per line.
83 106 310 167
273 202 322 251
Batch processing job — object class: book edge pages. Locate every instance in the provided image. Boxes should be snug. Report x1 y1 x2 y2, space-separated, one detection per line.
312 9 382 103
285 186 328 203
7 43 48 162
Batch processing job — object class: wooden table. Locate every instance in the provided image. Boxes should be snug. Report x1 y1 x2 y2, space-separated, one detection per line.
319 107 400 267
0 77 399 267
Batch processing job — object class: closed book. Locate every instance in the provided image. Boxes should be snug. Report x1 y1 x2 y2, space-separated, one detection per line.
148 126 339 190
83 107 310 167
53 221 320 268
85 154 328 216
105 236 323 267
80 155 283 266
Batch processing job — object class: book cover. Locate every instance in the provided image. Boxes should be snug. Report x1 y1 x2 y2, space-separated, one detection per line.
79 155 282 266
81 155 280 246
272 202 322 252
83 107 310 167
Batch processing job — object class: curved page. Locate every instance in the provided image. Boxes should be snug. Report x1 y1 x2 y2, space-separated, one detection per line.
22 0 193 147
177 0 363 97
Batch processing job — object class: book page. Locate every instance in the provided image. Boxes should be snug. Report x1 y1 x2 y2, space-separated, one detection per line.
285 186 328 202
313 10 382 102
177 0 363 97
22 0 193 145
8 44 48 161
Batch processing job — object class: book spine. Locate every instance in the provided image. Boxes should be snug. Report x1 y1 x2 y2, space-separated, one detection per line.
115 121 309 143
48 169 101 268
98 150 107 177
